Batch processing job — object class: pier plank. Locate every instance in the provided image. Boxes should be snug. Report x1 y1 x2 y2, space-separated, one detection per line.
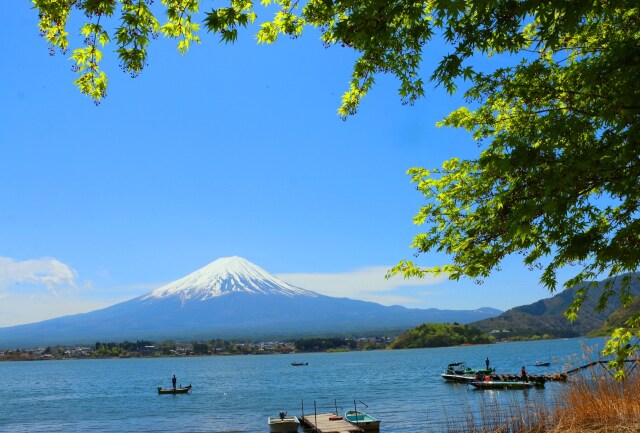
300 413 363 433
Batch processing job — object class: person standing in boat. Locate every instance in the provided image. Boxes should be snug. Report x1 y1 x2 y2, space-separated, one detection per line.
172 374 177 389
485 357 490 370
521 366 528 382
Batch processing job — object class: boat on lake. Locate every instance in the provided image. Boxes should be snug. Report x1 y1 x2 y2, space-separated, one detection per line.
268 412 300 433
441 362 492 382
157 384 192 394
534 360 550 366
447 362 494 374
441 371 476 382
470 380 539 390
290 362 308 366
344 410 381 431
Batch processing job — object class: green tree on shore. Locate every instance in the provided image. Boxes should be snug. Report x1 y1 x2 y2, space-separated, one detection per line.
389 323 493 349
31 0 640 375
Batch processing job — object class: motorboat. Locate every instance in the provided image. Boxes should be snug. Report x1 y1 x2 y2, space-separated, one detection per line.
441 362 492 382
445 362 494 375
441 371 476 382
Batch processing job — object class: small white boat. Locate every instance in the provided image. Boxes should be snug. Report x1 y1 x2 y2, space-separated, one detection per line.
268 412 300 433
534 360 550 367
441 372 476 382
441 362 489 383
344 410 381 431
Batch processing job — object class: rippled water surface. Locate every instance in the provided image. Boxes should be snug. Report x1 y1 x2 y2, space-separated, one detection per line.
0 338 604 432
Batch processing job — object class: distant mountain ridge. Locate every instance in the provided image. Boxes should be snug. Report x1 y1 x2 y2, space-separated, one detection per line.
471 273 640 338
0 257 502 348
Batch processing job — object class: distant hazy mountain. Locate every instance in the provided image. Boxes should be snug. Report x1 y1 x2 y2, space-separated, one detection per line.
471 273 640 338
0 257 501 348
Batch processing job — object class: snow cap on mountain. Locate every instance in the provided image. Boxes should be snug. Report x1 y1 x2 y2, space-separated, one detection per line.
144 256 317 301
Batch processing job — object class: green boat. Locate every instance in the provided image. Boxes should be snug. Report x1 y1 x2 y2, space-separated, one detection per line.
344 410 380 431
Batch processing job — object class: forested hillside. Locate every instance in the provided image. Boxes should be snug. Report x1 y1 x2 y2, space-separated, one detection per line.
389 323 493 349
472 274 640 338
589 296 640 337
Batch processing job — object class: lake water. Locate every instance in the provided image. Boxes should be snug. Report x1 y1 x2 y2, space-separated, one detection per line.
0 338 606 432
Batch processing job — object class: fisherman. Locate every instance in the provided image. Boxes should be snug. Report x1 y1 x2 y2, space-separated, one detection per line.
172 374 177 389
485 357 490 370
521 366 528 382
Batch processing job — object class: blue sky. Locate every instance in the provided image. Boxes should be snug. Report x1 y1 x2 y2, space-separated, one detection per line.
0 2 570 327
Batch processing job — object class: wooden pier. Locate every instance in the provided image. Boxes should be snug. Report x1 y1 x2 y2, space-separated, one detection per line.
300 413 363 433
489 358 640 383
564 359 638 376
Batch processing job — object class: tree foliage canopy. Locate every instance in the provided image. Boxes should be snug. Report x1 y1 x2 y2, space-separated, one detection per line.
389 323 493 349
33 0 640 374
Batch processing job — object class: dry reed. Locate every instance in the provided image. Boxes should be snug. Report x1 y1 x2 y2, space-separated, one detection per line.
547 367 640 433
447 359 640 433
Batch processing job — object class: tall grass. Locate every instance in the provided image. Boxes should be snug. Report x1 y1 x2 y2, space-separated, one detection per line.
550 367 640 433
446 396 552 433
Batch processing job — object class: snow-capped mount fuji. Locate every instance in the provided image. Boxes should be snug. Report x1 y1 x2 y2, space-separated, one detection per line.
0 257 501 348
145 256 317 302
